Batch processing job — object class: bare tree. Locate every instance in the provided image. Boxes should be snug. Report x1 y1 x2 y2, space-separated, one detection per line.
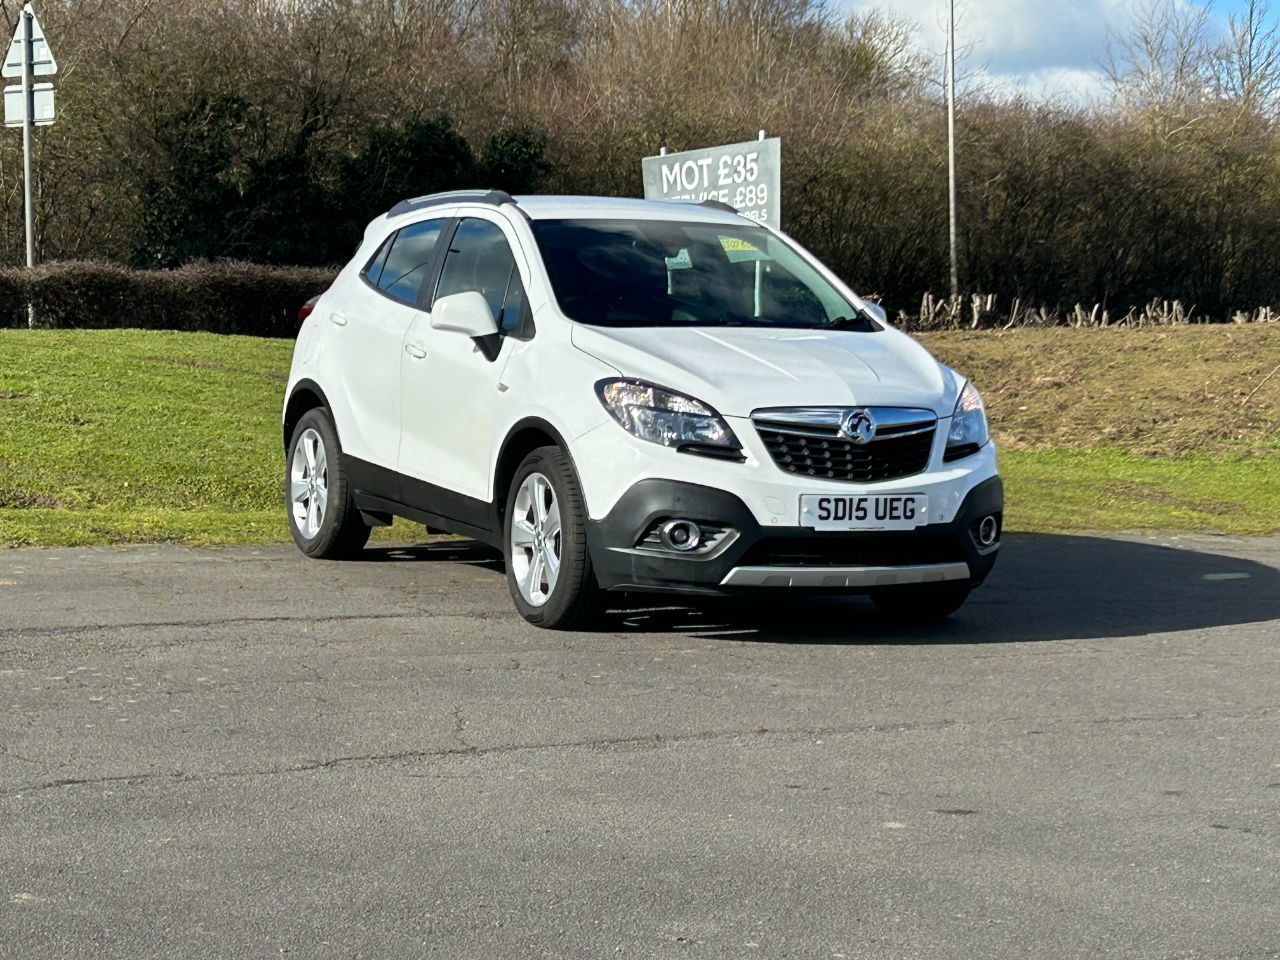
1104 0 1215 130
1211 0 1280 116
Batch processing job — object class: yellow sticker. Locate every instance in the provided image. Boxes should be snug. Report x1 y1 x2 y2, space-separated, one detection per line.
720 237 760 254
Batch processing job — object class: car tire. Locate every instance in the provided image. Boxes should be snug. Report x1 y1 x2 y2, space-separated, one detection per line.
285 408 370 559
871 582 971 620
504 446 603 629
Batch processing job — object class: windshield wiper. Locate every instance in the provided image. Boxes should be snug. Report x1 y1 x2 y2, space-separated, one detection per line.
823 310 880 332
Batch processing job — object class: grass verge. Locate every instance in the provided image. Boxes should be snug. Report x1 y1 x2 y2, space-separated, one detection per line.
0 327 1277 547
917 326 1280 536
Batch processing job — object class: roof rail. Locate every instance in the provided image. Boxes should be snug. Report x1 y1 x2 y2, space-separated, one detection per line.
388 189 517 218
698 198 740 215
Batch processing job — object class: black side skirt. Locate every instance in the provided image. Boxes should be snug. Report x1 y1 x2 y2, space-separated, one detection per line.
346 457 501 550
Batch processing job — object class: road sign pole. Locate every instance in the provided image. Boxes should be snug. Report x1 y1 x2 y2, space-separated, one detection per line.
4 2 56 324
21 6 34 327
21 6 34 271
946 0 958 300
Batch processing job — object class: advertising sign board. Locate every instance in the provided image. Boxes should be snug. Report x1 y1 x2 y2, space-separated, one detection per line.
642 137 781 226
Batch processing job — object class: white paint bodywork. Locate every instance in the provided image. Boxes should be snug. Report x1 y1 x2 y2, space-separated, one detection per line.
285 194 998 529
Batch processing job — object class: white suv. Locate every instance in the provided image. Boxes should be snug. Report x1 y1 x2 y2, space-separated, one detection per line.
283 191 1002 628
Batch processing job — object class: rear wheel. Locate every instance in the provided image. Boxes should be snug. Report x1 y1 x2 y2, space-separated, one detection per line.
871 582 971 621
504 446 602 629
286 408 370 559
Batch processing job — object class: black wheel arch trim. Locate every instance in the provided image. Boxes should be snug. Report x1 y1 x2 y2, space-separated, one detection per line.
493 416 578 509
284 379 335 451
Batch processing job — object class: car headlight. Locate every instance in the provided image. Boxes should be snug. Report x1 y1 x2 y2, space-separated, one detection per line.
945 381 989 458
596 379 742 457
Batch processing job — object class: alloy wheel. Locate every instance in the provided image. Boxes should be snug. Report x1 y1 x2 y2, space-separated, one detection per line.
509 472 562 606
289 427 329 539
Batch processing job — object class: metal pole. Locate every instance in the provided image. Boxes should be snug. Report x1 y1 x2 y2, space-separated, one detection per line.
755 130 765 317
22 6 34 269
946 0 959 300
21 5 35 327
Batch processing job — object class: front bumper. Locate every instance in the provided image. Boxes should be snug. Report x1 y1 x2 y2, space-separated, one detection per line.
585 476 1003 596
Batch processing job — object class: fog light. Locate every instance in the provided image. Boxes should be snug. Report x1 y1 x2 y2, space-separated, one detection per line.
660 519 702 552
977 515 999 547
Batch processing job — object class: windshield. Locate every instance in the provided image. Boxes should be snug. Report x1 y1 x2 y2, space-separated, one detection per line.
529 218 877 330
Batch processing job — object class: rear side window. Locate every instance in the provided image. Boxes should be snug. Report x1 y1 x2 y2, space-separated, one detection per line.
362 235 393 287
367 218 446 304
435 219 518 324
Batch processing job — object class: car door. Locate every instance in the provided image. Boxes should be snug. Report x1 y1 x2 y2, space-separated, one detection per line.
398 215 529 504
326 216 448 470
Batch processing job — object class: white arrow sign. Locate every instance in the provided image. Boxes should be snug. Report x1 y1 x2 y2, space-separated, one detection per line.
2 8 56 78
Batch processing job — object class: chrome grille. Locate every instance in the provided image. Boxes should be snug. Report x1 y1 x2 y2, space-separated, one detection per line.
752 407 937 483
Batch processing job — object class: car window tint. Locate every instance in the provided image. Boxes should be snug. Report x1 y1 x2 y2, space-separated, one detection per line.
362 234 394 287
530 219 860 329
435 219 516 324
499 266 526 335
378 218 446 304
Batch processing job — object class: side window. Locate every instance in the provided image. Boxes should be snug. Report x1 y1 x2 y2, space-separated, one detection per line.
435 219 519 326
362 234 394 287
377 218 446 304
499 267 526 336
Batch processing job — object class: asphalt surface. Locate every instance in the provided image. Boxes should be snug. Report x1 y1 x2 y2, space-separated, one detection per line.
1 531 1278 959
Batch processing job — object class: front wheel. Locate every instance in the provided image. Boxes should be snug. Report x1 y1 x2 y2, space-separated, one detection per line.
504 446 602 629
286 408 370 559
871 582 971 621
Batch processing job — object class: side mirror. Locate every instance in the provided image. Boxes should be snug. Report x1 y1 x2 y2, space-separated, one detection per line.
861 300 887 325
430 291 499 338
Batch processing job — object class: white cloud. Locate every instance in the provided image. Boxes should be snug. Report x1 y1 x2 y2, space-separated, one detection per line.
981 65 1113 102
841 0 1138 98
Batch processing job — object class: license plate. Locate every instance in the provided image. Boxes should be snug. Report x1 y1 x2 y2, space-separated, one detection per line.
799 494 928 531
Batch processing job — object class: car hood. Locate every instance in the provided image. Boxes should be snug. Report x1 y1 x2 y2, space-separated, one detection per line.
570 324 959 417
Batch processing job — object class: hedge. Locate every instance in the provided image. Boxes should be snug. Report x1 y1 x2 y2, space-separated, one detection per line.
5 260 1277 338
0 261 338 337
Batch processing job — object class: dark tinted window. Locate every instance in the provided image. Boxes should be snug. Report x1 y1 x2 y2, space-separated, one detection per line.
500 268 526 336
378 218 446 304
362 234 393 287
529 219 866 329
435 219 517 324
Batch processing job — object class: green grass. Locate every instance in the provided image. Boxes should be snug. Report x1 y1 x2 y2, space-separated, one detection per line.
0 329 416 547
0 327 1277 547
918 325 1280 535
1001 449 1280 535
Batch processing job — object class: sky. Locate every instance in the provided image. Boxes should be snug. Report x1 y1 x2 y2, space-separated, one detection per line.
841 0 1273 100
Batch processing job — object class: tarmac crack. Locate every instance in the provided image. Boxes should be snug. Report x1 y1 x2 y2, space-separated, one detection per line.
449 705 472 751
0 612 426 641
5 704 1275 798
0 745 42 766
1 720 956 797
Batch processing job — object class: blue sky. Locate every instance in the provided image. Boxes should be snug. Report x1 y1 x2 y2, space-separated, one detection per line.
842 1 1274 99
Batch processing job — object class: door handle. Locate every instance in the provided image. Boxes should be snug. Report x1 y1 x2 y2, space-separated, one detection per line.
404 342 427 359
329 311 348 326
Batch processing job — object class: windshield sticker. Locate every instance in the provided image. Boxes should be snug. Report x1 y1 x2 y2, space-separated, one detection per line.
665 248 693 271
719 235 771 264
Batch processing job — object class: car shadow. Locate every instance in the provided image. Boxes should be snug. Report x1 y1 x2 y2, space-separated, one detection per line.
361 538 507 573
357 533 1280 644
